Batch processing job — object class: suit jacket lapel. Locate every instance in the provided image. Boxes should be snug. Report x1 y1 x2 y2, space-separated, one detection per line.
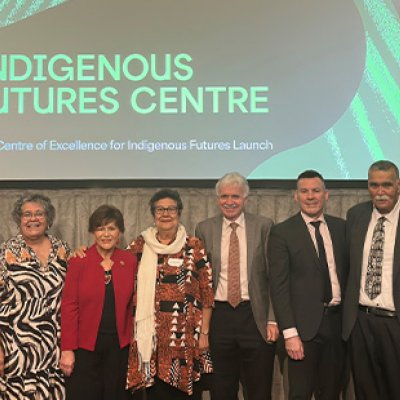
393 214 400 282
294 213 321 269
353 209 372 279
245 213 255 282
213 216 223 286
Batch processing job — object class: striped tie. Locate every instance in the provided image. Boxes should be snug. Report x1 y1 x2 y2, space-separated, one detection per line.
365 216 386 299
227 222 241 308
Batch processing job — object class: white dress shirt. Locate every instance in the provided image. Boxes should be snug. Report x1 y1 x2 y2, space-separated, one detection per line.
215 212 249 301
359 198 400 311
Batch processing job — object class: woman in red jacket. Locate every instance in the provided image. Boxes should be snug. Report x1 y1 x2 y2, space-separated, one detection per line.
60 205 137 400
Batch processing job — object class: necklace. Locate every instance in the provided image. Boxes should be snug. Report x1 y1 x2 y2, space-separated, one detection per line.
104 270 112 285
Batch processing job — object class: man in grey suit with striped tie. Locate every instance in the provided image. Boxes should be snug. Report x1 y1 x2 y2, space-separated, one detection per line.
195 172 278 400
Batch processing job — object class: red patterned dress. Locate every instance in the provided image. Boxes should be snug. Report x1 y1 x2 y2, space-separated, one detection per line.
126 235 213 395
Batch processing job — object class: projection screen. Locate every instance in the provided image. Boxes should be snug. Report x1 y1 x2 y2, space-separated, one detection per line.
0 0 399 181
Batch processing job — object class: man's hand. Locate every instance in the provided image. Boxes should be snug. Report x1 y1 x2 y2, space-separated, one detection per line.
285 335 304 360
266 323 279 343
60 350 75 377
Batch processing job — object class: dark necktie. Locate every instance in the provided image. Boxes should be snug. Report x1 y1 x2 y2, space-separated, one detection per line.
228 222 241 308
310 221 333 304
365 216 386 299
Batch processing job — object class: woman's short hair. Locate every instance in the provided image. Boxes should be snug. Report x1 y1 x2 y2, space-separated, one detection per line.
149 189 183 216
88 205 125 233
12 193 56 228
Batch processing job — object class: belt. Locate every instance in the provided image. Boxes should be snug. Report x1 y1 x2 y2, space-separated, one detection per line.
323 304 341 315
358 305 397 318
214 300 250 306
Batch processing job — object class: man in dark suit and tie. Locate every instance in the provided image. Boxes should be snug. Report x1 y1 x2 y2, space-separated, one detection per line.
195 172 278 400
342 160 400 399
268 170 347 399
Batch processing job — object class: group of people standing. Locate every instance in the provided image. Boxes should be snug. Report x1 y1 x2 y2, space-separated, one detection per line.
0 189 213 400
269 159 400 400
0 159 399 400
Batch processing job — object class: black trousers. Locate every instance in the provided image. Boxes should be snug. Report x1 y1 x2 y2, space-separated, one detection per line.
65 333 131 400
288 309 345 400
349 310 400 400
209 301 276 400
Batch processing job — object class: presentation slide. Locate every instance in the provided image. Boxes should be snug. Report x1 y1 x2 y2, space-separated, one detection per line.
0 0 399 180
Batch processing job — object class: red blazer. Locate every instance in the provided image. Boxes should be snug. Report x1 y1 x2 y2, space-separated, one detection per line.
61 245 137 351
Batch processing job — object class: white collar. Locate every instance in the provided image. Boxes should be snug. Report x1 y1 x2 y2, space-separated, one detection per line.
223 212 245 229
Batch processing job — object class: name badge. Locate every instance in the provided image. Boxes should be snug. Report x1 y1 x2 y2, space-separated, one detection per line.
168 258 183 267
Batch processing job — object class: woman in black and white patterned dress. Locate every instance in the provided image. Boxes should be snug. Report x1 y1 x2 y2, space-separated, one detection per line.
0 194 71 400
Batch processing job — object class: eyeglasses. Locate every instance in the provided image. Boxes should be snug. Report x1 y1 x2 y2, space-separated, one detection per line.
21 211 46 220
154 206 178 215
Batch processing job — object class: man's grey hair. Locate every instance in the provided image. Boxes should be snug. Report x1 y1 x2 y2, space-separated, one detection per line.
215 172 250 197
369 160 399 178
